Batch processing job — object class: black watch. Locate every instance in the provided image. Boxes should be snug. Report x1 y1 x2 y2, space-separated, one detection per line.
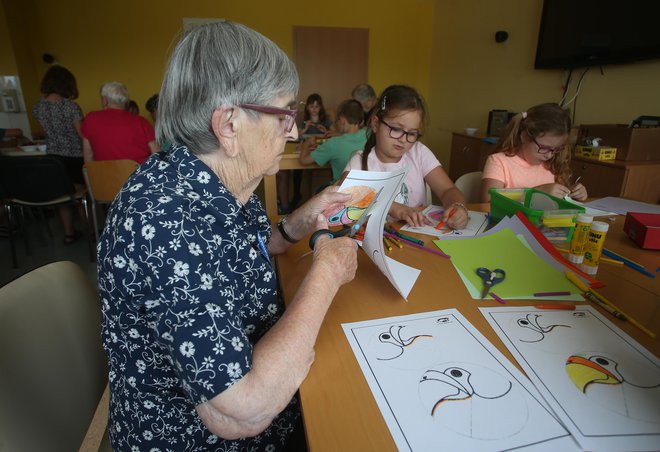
277 216 299 244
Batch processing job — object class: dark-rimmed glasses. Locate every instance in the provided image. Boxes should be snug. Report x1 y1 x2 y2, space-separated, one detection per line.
531 136 564 155
240 103 298 133
380 119 422 143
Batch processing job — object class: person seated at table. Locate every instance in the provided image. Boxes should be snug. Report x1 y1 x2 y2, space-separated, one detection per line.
299 98 366 183
344 85 468 229
126 99 140 115
32 65 85 244
97 21 358 452
351 83 377 125
298 93 332 136
0 127 28 147
481 103 588 203
145 93 159 122
81 82 159 164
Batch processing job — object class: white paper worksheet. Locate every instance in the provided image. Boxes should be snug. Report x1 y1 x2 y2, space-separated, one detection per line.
343 309 578 451
481 306 660 452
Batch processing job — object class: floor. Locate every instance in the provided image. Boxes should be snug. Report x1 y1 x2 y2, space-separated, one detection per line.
0 208 97 288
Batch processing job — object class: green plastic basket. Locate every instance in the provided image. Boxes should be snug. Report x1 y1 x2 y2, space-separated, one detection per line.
489 188 585 227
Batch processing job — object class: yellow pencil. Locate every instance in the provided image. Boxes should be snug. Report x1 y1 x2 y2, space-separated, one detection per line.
565 271 656 339
388 235 404 248
382 237 392 252
600 256 624 266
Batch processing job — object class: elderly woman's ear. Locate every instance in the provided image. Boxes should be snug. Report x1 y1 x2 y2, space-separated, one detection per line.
211 106 240 157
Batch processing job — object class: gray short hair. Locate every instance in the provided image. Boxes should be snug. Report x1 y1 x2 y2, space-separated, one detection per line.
157 21 299 154
351 83 376 103
101 82 130 108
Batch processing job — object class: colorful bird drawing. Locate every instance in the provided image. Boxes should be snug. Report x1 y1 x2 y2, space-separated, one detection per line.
565 353 660 422
324 185 376 226
566 354 659 393
516 313 569 343
376 325 432 360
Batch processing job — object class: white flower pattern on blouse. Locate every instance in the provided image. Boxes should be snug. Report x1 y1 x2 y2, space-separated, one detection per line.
98 144 299 451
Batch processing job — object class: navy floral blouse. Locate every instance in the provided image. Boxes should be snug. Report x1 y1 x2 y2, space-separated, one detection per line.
98 144 299 451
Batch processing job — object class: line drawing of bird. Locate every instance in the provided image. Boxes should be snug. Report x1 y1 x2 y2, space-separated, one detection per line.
420 366 513 415
516 313 570 343
376 325 433 360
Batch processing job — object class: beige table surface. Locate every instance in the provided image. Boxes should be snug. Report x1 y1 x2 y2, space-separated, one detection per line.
276 208 659 451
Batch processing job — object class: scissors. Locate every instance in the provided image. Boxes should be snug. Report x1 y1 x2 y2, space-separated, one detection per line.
309 187 382 250
476 267 506 298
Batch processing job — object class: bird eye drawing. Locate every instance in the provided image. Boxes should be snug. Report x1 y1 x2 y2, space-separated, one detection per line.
516 313 569 343
376 325 432 360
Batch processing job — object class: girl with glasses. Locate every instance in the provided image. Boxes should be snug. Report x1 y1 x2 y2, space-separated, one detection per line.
344 85 468 229
481 103 588 202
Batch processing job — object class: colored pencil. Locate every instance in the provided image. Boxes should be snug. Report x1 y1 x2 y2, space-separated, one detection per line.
382 237 392 252
602 248 655 278
434 206 457 230
393 230 425 246
533 291 571 297
536 304 576 310
383 231 450 259
565 271 656 338
600 256 624 266
489 292 506 304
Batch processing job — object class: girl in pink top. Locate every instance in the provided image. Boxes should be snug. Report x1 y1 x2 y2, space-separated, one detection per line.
345 85 467 228
481 103 588 202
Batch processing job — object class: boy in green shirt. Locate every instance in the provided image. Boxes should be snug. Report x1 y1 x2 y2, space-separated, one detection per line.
298 99 366 182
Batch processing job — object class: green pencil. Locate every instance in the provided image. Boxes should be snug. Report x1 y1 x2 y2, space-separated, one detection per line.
394 231 424 246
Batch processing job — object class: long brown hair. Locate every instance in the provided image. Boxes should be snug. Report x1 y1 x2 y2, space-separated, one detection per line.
495 103 572 185
303 93 328 124
361 85 426 170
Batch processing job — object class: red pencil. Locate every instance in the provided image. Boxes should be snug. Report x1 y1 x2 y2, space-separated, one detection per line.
536 304 576 310
435 206 457 230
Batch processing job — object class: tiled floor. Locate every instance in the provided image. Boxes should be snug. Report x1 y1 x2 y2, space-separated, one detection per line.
0 210 97 287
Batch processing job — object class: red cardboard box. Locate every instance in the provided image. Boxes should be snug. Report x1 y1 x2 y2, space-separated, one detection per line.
623 212 660 250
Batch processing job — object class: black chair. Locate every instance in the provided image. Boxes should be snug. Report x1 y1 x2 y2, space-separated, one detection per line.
0 156 93 267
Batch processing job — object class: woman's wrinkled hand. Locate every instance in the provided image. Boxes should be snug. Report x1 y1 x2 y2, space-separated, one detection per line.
312 233 358 286
288 186 351 239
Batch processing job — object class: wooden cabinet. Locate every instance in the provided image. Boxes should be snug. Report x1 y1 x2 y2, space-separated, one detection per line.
570 157 660 203
449 133 496 181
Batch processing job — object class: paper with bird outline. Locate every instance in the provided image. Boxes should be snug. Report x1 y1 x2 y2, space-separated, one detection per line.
326 169 420 300
400 205 489 238
343 309 578 451
481 305 660 451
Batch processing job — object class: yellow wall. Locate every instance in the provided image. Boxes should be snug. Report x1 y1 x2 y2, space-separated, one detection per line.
2 0 434 130
0 1 17 74
4 0 659 172
427 0 660 168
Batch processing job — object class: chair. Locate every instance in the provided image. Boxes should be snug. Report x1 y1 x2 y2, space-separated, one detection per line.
454 171 483 204
0 261 109 452
83 160 139 242
0 155 93 268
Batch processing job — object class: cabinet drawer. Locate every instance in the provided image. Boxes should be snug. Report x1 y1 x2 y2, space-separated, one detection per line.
570 160 625 198
449 134 484 181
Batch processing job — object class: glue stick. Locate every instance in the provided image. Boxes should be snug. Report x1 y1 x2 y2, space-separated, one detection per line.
581 221 609 275
568 214 593 264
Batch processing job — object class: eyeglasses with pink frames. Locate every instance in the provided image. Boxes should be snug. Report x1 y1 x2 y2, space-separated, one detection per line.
240 103 298 133
531 136 565 155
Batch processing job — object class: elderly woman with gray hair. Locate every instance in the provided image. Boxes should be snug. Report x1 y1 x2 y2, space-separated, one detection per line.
97 21 358 451
81 81 159 163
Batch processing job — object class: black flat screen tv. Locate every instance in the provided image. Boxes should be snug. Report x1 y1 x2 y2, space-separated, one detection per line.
535 0 660 69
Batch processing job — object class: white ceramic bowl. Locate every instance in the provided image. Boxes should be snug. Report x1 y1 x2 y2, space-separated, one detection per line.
464 128 478 136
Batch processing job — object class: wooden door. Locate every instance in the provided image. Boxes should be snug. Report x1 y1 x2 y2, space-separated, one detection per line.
293 26 369 120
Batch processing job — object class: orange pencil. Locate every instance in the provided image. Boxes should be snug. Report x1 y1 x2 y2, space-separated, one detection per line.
435 206 457 230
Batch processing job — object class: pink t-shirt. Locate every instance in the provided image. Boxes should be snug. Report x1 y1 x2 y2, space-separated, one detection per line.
482 152 555 188
344 142 441 207
81 108 155 164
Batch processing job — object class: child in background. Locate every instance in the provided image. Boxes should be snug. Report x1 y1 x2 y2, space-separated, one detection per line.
299 99 366 183
298 93 333 136
481 103 588 202
344 85 468 229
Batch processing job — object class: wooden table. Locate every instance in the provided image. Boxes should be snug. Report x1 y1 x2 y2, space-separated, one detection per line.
275 208 660 451
263 142 329 219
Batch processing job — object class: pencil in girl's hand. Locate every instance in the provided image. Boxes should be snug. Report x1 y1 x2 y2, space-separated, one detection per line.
435 206 457 230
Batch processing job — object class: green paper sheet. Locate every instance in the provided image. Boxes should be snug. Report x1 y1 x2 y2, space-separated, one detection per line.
433 228 578 300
